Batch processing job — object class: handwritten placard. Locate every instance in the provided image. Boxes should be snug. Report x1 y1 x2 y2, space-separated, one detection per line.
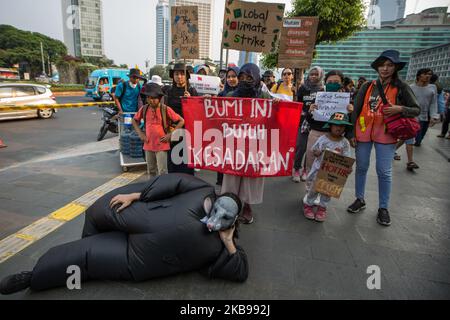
314 150 355 198
313 92 350 122
222 0 285 53
278 17 319 69
171 6 199 59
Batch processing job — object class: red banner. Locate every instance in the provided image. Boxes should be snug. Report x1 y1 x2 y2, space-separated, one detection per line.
181 97 303 177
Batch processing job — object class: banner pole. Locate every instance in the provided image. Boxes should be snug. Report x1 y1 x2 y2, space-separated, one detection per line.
184 58 187 93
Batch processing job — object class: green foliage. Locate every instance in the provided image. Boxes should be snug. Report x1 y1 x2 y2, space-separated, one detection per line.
0 24 67 76
150 65 170 81
261 0 366 69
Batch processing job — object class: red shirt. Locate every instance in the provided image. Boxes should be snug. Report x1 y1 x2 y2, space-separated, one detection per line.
134 105 181 151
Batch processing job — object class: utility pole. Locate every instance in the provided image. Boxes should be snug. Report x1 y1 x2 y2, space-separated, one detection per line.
47 55 52 77
40 42 46 76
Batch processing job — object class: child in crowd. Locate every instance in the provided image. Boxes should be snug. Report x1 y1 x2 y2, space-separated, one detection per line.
132 83 184 178
303 112 353 222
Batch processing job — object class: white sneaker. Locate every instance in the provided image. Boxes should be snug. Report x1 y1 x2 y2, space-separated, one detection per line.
292 169 301 183
300 169 308 182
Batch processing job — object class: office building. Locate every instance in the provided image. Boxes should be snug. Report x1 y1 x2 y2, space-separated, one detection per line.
407 43 450 81
370 0 406 22
156 0 171 65
61 0 104 57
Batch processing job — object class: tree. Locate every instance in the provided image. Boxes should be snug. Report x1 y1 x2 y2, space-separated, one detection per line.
261 0 367 69
0 24 67 77
150 65 170 80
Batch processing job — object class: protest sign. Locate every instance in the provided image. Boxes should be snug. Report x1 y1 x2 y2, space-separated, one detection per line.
189 74 222 95
222 0 285 53
171 6 199 59
312 91 350 122
314 150 355 198
269 91 293 101
182 97 303 177
278 17 319 69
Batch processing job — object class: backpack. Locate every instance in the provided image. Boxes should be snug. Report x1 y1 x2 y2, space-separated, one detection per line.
116 79 142 103
142 103 176 134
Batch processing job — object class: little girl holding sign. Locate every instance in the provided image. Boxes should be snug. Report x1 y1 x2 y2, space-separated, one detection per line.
303 112 353 222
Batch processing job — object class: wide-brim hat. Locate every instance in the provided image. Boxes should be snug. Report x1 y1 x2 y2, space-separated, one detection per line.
128 68 144 78
323 112 353 129
371 50 406 71
150 75 163 86
141 83 164 98
169 63 191 79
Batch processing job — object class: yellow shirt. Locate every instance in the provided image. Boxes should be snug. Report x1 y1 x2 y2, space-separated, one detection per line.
271 83 294 97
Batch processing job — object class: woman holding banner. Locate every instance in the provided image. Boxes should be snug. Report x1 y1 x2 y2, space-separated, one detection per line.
216 66 241 189
292 66 325 183
347 50 420 226
304 70 354 176
166 63 198 175
221 63 271 224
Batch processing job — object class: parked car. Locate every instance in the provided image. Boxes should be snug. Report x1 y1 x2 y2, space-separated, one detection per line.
0 83 57 121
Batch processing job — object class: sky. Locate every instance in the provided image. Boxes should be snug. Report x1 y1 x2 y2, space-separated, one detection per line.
0 0 449 71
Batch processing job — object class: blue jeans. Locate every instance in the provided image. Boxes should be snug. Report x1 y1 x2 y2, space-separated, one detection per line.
415 120 429 145
355 142 396 209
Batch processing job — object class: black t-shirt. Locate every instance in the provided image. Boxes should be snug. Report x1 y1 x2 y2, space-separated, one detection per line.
166 84 198 117
297 85 322 125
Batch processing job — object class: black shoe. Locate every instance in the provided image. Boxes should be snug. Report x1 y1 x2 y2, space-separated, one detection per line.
376 208 391 226
414 142 421 147
0 271 32 295
347 198 366 213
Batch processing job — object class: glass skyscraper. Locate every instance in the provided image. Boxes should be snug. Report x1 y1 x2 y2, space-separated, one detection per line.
156 0 170 65
311 7 450 81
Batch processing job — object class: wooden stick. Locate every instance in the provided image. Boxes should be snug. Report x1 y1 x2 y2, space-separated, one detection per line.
184 58 187 93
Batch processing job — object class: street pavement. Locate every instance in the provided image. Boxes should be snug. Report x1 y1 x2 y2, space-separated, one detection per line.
0 97 449 299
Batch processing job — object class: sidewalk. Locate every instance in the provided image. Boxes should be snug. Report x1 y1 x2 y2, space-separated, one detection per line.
0 127 449 299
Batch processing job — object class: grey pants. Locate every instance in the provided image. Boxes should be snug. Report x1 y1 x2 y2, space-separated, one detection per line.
294 128 309 170
145 151 168 178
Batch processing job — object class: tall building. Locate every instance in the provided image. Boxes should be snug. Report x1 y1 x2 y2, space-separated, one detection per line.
61 0 104 57
169 0 212 60
238 51 258 66
370 0 406 22
311 7 450 81
407 43 450 82
156 0 171 65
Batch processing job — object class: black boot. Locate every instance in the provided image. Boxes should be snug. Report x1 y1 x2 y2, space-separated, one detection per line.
0 271 33 295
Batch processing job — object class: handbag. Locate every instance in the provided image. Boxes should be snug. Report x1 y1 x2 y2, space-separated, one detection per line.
376 79 420 140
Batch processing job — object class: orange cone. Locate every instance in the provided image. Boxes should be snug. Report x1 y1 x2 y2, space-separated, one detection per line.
0 138 7 148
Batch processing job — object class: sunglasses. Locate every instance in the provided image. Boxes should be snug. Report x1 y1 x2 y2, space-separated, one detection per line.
283 72 292 76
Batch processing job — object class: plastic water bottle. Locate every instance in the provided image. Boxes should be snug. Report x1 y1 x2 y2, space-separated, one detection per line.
129 130 144 158
120 126 131 155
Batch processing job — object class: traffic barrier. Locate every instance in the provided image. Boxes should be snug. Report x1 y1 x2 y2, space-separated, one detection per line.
0 101 116 112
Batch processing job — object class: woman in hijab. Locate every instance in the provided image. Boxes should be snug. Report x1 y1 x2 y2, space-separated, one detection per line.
292 66 325 182
216 66 240 188
220 63 271 224
218 66 240 98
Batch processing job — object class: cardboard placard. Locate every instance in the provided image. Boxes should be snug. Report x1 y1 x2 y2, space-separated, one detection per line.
314 150 355 198
189 74 222 95
222 0 285 53
312 92 350 122
278 17 319 69
171 6 200 60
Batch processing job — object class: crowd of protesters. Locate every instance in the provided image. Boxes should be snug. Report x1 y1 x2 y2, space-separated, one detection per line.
111 49 449 228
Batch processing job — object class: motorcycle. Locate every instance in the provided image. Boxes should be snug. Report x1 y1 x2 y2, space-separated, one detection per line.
97 93 119 141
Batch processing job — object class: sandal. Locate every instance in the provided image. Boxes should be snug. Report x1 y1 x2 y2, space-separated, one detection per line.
407 162 419 170
394 153 401 161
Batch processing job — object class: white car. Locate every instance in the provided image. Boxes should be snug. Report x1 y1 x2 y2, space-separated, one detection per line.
0 83 57 120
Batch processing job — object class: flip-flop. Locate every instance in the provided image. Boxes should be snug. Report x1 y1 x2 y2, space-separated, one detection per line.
394 153 401 161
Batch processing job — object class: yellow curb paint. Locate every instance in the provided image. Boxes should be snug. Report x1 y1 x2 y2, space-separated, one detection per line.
50 203 87 221
0 171 145 264
15 234 36 242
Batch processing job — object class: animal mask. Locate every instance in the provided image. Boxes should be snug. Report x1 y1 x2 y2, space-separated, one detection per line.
203 193 242 232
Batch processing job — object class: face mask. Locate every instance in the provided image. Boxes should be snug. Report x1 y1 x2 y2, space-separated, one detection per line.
326 83 342 92
205 196 239 231
129 82 137 89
